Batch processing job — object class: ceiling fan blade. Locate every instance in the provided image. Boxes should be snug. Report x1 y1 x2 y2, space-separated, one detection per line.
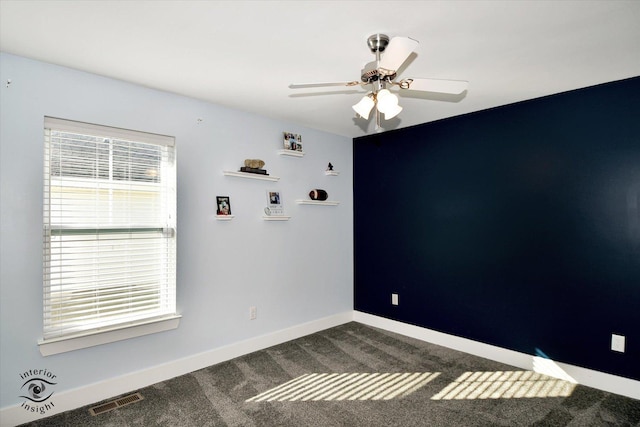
378 36 419 76
289 81 360 89
399 78 468 95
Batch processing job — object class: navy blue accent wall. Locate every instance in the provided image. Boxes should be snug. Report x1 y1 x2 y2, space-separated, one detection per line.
354 77 640 380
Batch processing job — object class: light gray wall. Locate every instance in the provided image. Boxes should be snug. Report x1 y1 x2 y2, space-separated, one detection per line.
0 53 353 409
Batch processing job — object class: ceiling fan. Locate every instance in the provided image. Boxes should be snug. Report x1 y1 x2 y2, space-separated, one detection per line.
289 34 468 130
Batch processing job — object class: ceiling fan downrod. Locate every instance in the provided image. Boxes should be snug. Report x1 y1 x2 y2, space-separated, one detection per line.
366 34 390 129
362 34 396 89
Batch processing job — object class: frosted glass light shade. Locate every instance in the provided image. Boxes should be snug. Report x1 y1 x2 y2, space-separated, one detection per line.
352 95 375 119
376 89 393 101
383 104 403 120
376 89 401 119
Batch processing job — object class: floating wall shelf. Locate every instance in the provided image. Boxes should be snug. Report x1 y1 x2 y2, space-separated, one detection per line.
215 215 235 221
223 171 280 181
325 170 340 176
277 149 305 157
263 216 291 221
295 200 340 206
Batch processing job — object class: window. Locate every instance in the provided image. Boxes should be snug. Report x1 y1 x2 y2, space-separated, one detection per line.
41 117 178 354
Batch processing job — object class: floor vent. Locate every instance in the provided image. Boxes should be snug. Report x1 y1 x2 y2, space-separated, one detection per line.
89 392 144 416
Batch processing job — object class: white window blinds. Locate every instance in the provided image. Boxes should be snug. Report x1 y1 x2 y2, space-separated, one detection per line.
43 117 177 341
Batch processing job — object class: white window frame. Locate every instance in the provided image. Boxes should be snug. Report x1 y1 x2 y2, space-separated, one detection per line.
39 117 180 356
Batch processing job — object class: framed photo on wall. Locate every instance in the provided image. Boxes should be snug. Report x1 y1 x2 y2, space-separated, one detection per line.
216 196 231 215
265 190 284 216
283 132 302 152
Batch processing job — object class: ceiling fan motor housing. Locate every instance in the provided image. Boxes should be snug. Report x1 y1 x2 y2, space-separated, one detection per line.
360 62 396 84
367 34 389 53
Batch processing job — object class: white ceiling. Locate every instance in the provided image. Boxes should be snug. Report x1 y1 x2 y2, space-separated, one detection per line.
1 1 639 138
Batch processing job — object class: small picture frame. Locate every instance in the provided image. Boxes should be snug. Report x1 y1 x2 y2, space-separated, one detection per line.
216 196 231 215
266 190 284 216
283 132 302 152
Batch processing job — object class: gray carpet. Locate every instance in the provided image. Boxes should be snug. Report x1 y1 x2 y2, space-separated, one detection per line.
22 322 640 426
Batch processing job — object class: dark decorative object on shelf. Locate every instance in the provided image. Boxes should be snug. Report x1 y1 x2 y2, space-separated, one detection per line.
309 189 328 201
240 166 268 175
327 162 334 171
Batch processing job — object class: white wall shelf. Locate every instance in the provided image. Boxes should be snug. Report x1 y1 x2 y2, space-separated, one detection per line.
223 171 279 181
262 216 291 221
325 170 340 176
295 200 340 206
278 149 305 157
215 215 235 220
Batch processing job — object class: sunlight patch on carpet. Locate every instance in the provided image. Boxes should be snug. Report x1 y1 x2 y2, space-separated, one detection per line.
246 372 440 402
431 371 576 400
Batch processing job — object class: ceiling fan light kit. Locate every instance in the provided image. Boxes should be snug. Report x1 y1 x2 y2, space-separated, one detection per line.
373 89 402 120
289 33 468 131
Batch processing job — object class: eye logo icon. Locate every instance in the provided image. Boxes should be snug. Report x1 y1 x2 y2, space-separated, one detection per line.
21 378 56 403
19 368 58 415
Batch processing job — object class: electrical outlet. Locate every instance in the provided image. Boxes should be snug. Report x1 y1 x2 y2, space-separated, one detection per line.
391 293 399 306
249 306 257 320
611 334 625 353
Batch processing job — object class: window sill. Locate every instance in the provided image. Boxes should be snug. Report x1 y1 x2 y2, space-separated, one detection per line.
38 314 182 356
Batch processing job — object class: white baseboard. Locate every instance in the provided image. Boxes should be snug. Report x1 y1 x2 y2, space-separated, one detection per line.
0 311 353 427
353 311 640 401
